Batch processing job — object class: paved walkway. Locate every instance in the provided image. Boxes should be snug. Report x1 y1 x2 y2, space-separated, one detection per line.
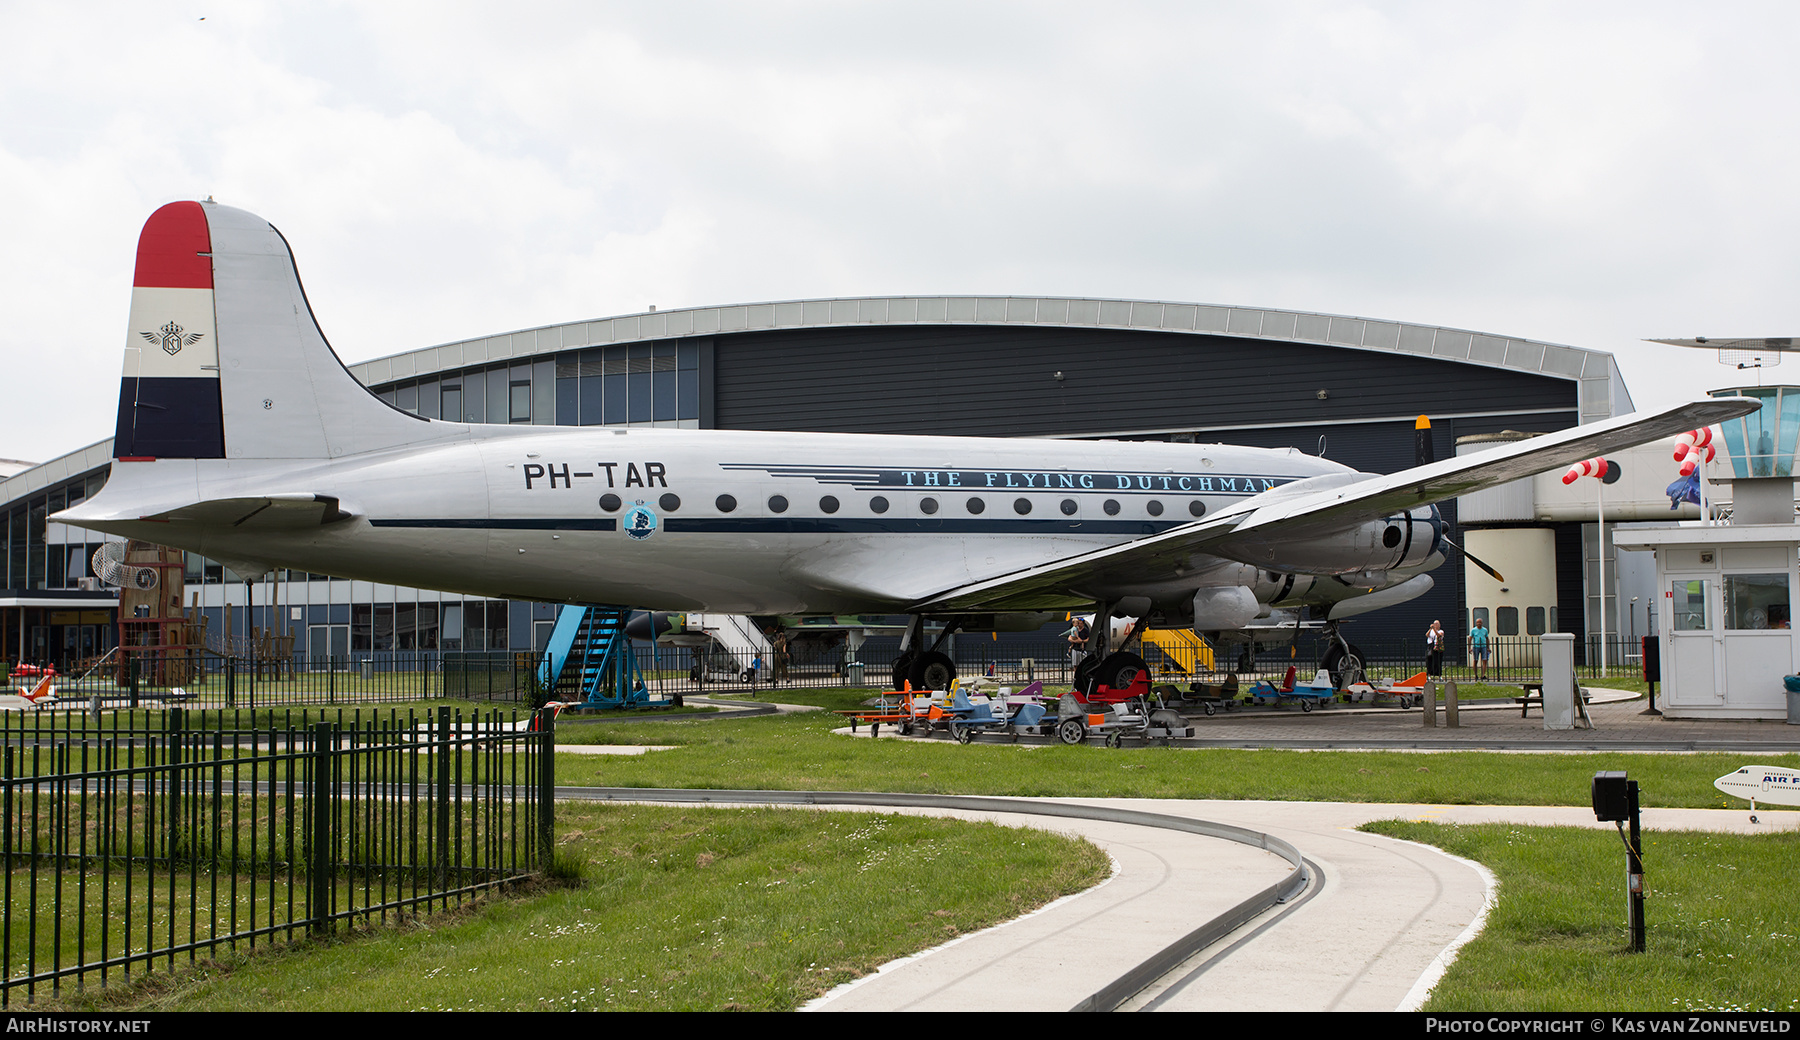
799 797 1793 1013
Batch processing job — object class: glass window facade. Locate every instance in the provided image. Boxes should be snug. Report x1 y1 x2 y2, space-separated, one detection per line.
378 341 699 427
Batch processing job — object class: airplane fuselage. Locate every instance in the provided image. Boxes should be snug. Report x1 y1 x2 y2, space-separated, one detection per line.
86 424 1433 616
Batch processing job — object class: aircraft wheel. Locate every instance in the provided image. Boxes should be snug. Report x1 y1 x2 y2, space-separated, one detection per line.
954 723 975 745
1093 651 1149 690
909 651 956 692
1072 655 1099 692
1322 643 1366 690
1204 702 1216 717
1301 699 1313 712
1056 719 1087 746
891 651 917 691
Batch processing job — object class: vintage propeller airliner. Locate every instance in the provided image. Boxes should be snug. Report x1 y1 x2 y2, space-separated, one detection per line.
54 201 1756 693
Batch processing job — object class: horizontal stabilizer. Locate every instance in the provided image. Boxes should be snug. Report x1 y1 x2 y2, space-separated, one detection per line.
142 494 354 529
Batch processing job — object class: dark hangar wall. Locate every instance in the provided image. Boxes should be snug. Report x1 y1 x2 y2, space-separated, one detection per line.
705 323 1582 654
709 324 1576 442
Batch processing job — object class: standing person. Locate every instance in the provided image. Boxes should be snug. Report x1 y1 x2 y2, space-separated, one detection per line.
1425 620 1445 678
770 630 790 684
1469 618 1490 682
1067 616 1091 667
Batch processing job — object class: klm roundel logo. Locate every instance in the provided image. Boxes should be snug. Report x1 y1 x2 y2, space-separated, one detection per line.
623 503 658 541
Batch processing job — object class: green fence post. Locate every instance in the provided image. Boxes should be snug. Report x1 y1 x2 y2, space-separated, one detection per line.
537 707 555 871
309 720 333 936
167 708 184 860
435 706 450 893
224 656 235 710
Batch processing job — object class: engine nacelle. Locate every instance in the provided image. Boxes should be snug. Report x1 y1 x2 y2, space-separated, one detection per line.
1214 504 1443 576
1192 585 1260 631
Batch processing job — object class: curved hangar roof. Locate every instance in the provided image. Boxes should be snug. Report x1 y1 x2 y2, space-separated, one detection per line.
348 296 1633 427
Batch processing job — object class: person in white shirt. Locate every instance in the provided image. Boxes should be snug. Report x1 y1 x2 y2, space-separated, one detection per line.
1425 620 1445 678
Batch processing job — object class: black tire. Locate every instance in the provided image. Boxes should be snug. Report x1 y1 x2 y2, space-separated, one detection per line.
908 651 956 692
1072 654 1098 692
954 724 974 745
898 720 914 736
1094 651 1149 691
1104 732 1122 749
1321 643 1366 690
891 651 917 692
1204 702 1216 717
1056 718 1087 746
1301 699 1313 712
870 722 880 738
672 693 684 708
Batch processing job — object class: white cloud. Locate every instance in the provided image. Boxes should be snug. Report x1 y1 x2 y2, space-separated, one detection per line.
1 1 1795 463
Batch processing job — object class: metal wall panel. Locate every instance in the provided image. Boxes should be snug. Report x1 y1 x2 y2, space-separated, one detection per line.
710 325 1576 442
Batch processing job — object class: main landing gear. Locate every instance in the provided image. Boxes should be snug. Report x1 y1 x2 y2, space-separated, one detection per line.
893 616 964 691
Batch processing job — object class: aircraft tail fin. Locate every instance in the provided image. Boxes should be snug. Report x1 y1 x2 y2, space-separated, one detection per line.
113 201 432 462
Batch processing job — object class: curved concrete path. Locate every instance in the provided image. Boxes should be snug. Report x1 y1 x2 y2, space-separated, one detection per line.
801 798 1791 1012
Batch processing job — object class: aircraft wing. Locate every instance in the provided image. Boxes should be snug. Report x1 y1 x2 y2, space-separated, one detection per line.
908 396 1758 612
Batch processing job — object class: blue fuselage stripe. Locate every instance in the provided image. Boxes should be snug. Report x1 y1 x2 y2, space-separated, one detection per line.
369 517 1187 535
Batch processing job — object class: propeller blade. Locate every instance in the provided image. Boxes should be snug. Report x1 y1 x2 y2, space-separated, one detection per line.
1443 534 1505 583
1415 415 1435 467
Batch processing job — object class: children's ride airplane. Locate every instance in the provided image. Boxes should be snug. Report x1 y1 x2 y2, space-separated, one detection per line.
54 202 1757 693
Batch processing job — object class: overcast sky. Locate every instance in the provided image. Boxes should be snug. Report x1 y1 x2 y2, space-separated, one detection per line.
2 1 1794 464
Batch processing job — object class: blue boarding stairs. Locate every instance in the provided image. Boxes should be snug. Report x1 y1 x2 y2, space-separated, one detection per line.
538 605 660 709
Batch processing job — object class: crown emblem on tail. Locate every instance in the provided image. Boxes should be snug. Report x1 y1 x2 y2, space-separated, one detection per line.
140 320 205 356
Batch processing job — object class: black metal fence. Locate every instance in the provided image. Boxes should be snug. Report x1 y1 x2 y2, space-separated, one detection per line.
20 651 552 710
21 633 1653 713
0 705 555 1005
641 633 1654 694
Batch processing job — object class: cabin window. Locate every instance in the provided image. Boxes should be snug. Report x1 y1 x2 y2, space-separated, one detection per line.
599 494 621 511
966 497 985 514
659 494 681 512
871 496 890 514
1103 500 1121 516
1189 500 1206 517
920 498 939 515
1060 499 1077 516
768 495 789 513
820 496 839 514
716 495 737 513
1014 498 1032 515
1146 500 1164 517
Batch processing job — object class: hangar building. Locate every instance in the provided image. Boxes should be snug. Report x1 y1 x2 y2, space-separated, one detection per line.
2 294 1629 670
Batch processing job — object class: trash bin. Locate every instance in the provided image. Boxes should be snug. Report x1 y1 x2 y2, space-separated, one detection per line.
1784 675 1800 725
360 658 374 682
846 662 864 687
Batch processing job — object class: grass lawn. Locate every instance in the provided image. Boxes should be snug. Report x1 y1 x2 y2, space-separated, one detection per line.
43 801 1109 1012
25 685 1799 1012
551 687 1799 809
1363 820 1800 1013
